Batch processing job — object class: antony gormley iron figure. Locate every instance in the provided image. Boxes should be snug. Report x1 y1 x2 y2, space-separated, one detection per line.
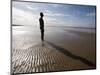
39 12 44 41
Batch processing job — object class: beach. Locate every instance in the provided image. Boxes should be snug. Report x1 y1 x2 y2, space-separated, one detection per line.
12 26 96 74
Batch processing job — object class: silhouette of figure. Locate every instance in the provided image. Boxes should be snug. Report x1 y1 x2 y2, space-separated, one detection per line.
39 12 44 41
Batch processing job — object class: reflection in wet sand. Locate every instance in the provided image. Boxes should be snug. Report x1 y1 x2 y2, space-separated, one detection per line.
12 26 96 74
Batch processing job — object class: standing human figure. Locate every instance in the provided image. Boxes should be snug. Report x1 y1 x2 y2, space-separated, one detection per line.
39 12 44 41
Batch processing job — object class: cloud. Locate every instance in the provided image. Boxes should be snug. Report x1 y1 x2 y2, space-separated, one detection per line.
12 6 61 27
51 4 60 8
45 9 71 17
27 5 35 10
12 7 39 26
12 6 64 27
26 5 39 11
12 7 70 26
12 1 71 27
86 12 95 17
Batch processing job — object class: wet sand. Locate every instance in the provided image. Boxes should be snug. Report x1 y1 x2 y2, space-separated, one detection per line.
12 26 96 74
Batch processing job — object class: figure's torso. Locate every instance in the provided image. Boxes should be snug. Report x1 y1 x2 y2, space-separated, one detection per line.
39 17 44 28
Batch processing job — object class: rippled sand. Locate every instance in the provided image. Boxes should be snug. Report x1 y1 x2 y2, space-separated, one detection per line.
12 26 96 74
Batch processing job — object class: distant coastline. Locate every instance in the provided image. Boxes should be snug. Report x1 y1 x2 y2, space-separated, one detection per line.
12 24 24 26
12 24 96 29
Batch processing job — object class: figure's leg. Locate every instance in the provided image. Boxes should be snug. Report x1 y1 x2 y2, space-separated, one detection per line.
41 30 42 41
42 31 44 41
41 29 44 41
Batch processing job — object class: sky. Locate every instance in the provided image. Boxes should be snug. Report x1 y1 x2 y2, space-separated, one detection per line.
12 1 96 28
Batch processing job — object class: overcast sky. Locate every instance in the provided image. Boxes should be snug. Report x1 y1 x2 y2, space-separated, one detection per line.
12 1 96 28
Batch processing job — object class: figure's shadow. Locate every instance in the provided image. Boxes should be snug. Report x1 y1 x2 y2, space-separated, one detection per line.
45 40 95 67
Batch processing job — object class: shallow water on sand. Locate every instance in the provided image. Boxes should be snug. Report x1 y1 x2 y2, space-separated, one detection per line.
12 26 96 74
12 26 95 35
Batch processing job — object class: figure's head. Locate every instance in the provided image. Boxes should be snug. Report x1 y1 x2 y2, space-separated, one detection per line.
40 12 44 17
